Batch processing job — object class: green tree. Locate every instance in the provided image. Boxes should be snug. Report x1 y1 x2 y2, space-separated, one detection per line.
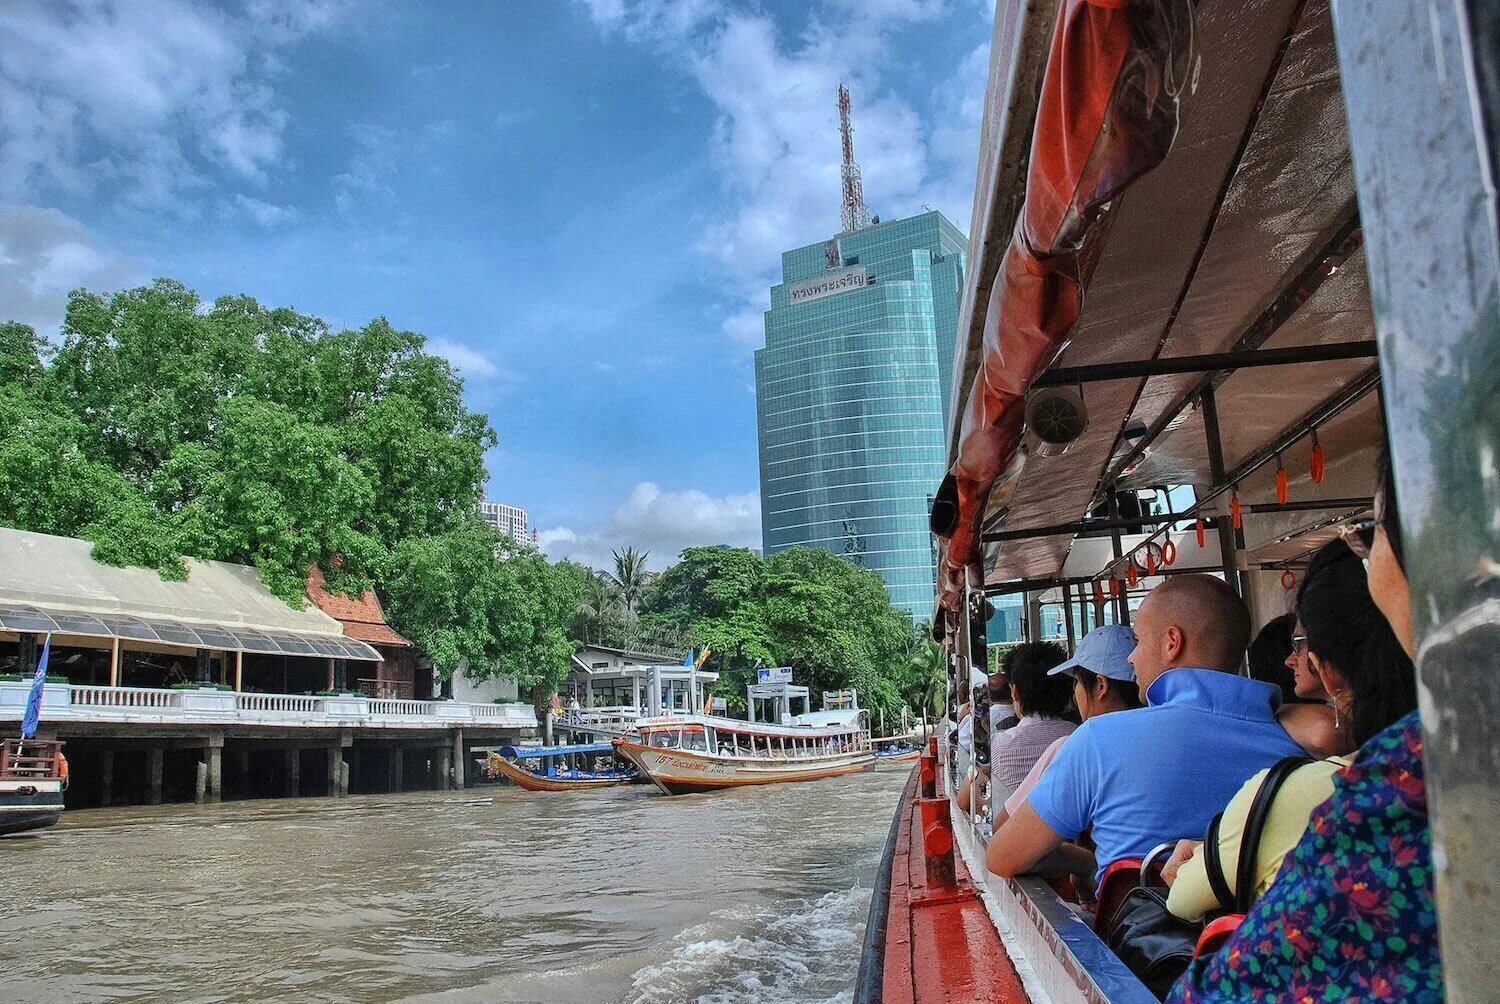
572 569 623 644
608 545 650 615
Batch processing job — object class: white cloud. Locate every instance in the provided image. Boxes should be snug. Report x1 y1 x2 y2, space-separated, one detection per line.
540 481 761 570
0 203 144 335
0 0 345 210
232 193 299 228
428 337 503 379
574 0 985 351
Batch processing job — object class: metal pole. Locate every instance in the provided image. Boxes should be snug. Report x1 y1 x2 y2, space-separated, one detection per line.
1200 387 1249 598
1107 493 1130 624
1062 583 1077 652
1333 1 1500 993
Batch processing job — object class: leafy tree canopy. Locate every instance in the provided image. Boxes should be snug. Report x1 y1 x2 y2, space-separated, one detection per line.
0 279 579 696
639 545 922 725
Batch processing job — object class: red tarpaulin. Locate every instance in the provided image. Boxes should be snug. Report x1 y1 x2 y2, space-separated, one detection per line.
936 0 1193 611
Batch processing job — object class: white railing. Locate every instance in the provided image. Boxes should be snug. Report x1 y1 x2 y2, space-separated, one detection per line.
567 706 641 725
0 683 538 731
471 703 527 718
69 685 179 709
237 693 318 714
366 699 432 716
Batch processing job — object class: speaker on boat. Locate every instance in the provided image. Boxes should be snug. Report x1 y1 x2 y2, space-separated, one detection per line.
1024 386 1089 458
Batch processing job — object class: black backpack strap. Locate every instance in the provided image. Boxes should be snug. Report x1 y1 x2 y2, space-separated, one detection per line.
1202 810 1235 911
1232 755 1315 914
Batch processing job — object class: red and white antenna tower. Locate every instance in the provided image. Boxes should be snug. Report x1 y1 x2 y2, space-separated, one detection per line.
837 83 872 233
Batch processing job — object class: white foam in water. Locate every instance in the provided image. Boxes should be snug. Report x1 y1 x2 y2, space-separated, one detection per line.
627 885 871 1004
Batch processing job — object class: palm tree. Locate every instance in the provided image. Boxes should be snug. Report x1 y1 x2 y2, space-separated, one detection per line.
577 573 622 644
906 639 949 720
608 546 650 616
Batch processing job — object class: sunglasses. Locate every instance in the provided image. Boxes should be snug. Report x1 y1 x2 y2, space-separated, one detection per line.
1337 518 1377 561
1291 633 1308 654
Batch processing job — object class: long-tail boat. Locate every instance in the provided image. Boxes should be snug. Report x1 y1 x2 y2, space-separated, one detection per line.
484 742 636 792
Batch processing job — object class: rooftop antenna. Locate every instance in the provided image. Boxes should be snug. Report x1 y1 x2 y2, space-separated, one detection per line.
837 82 872 233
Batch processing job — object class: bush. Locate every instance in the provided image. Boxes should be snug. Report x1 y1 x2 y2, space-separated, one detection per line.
169 681 232 691
0 673 69 683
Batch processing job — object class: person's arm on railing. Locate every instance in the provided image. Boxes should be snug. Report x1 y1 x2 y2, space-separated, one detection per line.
987 801 1067 878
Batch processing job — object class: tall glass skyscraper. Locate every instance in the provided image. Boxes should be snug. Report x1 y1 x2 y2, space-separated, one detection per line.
755 210 967 620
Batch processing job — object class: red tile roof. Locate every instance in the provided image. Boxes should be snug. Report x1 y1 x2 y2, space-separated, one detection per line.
306 565 411 649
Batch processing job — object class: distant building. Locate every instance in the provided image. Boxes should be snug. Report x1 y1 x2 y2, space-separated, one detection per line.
479 501 528 544
755 210 967 620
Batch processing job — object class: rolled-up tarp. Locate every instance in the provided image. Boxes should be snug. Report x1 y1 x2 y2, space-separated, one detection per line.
936 0 1193 611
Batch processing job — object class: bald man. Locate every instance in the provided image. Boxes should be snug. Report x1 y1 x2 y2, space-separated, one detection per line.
987 574 1303 890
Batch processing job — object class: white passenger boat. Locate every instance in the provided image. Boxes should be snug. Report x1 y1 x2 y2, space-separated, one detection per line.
613 710 874 795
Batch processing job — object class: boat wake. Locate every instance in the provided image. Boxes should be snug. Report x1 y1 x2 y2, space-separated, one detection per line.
626 884 871 1004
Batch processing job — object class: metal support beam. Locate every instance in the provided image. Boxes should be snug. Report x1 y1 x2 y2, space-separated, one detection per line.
1062 584 1076 651
1200 387 1247 598
1035 340 1378 387
1107 494 1130 625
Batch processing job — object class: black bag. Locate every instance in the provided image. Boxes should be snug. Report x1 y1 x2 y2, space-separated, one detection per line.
1104 881 1198 999
1104 755 1314 999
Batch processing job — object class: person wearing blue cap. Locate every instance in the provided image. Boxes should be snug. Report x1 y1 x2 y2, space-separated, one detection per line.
992 625 1142 833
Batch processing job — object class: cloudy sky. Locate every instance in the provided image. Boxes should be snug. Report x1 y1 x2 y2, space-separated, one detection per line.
0 0 992 571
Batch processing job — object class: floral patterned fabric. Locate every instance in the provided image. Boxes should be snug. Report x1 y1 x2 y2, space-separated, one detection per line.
1167 710 1443 1002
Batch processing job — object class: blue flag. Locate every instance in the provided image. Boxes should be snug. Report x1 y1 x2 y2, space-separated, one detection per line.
20 634 50 740
681 649 695 667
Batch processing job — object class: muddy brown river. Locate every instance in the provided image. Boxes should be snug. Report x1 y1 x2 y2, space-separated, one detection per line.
1 768 906 1003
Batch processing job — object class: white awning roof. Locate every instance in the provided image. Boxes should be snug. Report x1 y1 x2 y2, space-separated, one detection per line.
0 528 380 661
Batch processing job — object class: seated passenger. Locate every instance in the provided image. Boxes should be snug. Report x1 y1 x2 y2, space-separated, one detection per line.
987 574 1303 889
1247 612 1299 699
1163 538 1416 921
1266 606 1353 757
995 625 1140 831
988 641 1074 797
960 670 1020 817
1169 453 1441 1002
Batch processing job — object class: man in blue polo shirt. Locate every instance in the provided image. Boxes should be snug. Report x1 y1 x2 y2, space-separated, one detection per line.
987 573 1303 889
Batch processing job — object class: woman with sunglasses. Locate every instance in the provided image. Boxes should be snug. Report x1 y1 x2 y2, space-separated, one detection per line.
1169 455 1442 1002
1163 536 1413 920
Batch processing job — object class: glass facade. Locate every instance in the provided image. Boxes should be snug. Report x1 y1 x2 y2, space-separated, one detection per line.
755 211 967 620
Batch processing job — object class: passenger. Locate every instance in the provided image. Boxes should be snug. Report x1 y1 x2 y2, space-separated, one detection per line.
1168 454 1442 1002
1163 538 1416 921
1255 610 1351 757
1246 612 1299 699
1287 614 1330 701
993 625 1140 831
987 574 1303 888
988 641 1074 797
960 671 1018 818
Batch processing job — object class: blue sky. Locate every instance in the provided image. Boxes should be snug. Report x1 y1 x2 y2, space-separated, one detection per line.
0 0 992 569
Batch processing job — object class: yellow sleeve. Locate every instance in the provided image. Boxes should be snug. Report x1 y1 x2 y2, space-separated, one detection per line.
1166 768 1268 921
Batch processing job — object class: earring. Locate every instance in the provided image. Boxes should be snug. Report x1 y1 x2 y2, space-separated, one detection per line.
1331 700 1341 730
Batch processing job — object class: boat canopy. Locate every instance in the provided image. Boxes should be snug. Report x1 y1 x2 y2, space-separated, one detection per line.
934 0 1381 617
499 743 615 759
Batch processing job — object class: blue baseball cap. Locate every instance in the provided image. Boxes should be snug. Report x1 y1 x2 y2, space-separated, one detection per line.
1048 624 1137 682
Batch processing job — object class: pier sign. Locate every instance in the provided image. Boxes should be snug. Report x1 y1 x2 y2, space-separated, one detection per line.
788 266 869 305
757 667 793 684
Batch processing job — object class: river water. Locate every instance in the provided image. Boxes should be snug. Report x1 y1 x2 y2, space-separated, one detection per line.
2 767 907 1003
